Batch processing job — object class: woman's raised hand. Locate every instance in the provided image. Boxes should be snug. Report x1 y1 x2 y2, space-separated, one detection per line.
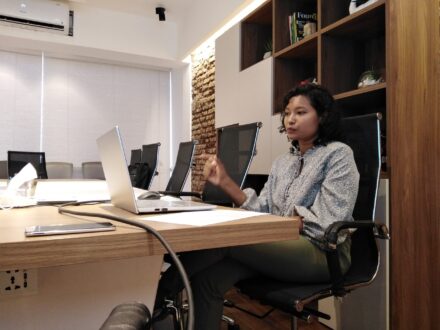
202 154 247 206
202 154 228 187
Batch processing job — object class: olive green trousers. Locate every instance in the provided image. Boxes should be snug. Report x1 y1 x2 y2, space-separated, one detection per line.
156 236 351 330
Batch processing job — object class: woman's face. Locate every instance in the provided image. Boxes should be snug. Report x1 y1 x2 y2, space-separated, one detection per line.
283 95 320 144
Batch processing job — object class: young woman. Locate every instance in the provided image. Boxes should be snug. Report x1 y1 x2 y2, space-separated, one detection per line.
155 83 359 330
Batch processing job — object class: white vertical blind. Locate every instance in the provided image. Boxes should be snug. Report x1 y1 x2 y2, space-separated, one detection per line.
42 57 171 186
0 50 171 187
0 51 42 158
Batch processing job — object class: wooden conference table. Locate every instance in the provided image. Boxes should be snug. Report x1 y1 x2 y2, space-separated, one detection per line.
0 200 299 329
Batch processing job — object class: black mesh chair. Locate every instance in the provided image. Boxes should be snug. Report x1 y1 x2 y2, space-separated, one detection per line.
7 151 48 179
129 149 142 184
130 149 142 166
204 122 262 205
134 143 160 190
225 113 390 329
168 122 262 206
160 141 197 193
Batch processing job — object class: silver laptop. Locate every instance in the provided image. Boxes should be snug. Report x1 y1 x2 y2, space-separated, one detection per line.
96 126 215 214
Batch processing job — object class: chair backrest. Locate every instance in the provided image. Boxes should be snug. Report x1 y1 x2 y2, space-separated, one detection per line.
82 161 105 180
0 160 8 179
129 149 142 166
341 113 382 286
140 143 161 189
165 141 197 192
203 122 262 205
46 162 74 179
8 151 48 179
342 114 382 221
242 174 269 195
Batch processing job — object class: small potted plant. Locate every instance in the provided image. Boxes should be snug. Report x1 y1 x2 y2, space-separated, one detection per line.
263 39 272 59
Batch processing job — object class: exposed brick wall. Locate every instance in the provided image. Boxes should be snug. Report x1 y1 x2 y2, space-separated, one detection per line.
191 43 216 193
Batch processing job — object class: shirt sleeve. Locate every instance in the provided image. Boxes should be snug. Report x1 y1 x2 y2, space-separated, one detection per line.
240 164 275 213
295 146 359 244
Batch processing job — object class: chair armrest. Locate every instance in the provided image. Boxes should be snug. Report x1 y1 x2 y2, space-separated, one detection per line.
322 220 389 296
324 220 390 249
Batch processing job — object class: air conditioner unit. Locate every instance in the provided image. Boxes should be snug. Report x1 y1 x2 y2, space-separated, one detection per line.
0 0 73 36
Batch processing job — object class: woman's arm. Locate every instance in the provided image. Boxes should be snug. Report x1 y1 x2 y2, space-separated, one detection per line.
203 155 247 206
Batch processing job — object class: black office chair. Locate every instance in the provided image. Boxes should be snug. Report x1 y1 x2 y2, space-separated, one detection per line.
167 122 262 206
160 141 197 194
225 113 390 330
7 151 48 179
130 149 142 166
205 121 262 205
242 174 269 195
129 148 142 184
133 143 160 190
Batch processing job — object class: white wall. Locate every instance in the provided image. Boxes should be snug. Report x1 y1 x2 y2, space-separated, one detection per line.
178 0 253 59
215 24 290 174
0 1 179 69
0 0 257 68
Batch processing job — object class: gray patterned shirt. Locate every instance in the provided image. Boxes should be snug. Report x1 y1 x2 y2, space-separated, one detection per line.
241 141 359 248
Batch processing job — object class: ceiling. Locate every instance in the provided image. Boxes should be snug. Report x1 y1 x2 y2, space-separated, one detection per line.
68 0 194 23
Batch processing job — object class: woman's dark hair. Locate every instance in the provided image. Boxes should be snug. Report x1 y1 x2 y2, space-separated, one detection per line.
279 83 343 146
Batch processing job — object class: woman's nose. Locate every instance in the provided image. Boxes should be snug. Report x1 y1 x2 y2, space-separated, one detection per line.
287 113 295 123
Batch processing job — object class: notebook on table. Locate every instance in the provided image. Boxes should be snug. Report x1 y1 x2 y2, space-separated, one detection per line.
96 126 215 214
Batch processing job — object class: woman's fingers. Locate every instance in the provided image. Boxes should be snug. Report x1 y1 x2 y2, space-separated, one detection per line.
203 155 217 179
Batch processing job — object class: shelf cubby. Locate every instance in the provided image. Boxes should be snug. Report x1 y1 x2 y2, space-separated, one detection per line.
322 0 385 29
274 33 318 59
335 82 386 117
274 0 318 53
273 57 317 113
321 31 385 95
240 0 273 71
321 0 385 37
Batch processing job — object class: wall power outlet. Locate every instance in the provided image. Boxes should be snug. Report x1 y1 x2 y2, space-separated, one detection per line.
0 269 38 297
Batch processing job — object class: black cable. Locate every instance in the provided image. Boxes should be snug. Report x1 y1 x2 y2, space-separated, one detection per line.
58 201 194 330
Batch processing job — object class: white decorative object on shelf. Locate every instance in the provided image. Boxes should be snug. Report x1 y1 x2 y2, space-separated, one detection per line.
349 0 379 15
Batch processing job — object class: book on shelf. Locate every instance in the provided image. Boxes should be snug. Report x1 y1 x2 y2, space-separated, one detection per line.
288 12 317 45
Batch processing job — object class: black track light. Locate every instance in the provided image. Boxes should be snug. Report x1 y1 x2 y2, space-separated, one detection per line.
155 7 165 21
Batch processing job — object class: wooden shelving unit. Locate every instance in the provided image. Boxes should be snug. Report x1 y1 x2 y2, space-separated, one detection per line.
240 0 273 70
240 0 387 172
234 3 440 328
